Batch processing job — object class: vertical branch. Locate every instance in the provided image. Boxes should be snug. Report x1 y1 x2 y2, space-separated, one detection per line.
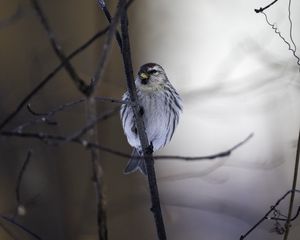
283 129 300 240
86 97 107 240
119 1 167 239
16 150 32 206
86 1 126 239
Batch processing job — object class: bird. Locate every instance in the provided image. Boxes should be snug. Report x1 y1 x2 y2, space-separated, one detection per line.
120 63 183 175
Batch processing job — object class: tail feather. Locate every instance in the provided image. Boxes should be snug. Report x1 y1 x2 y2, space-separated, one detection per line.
124 148 147 175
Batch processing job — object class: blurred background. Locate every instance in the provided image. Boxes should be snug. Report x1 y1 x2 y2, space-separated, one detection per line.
0 0 300 239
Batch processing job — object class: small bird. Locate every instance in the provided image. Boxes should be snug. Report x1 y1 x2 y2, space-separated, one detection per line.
120 63 182 175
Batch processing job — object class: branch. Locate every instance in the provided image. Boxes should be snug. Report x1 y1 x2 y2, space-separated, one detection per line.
254 0 279 13
16 150 32 206
96 0 135 50
30 0 89 94
96 0 123 50
0 215 42 240
283 128 300 240
155 133 253 160
118 1 167 239
86 96 107 240
88 0 125 96
66 107 119 144
0 221 19 240
0 26 109 131
240 190 300 239
11 97 127 132
0 131 253 161
258 1 300 69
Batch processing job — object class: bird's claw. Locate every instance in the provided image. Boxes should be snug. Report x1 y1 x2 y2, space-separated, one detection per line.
146 142 153 154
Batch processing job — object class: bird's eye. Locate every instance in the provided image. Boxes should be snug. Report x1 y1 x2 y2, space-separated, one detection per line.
148 69 158 75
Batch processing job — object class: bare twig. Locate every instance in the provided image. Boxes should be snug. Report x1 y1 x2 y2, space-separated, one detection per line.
0 221 19 240
66 106 119 143
156 133 253 160
31 0 89 94
96 0 135 50
16 150 32 205
95 96 130 105
258 1 300 69
0 131 253 161
87 1 127 237
17 97 125 131
240 190 291 239
254 0 279 13
86 97 106 240
97 0 122 50
0 215 42 240
90 146 107 240
89 0 125 96
0 26 109 131
283 129 300 240
286 0 300 68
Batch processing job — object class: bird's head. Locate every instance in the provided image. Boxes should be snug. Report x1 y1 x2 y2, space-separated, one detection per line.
136 63 168 91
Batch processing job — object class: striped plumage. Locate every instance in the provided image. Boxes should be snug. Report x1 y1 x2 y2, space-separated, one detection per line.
120 63 182 175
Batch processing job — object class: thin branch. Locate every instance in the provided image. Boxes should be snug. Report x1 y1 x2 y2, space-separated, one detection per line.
0 131 253 161
95 96 130 105
287 0 300 67
30 0 89 94
271 205 300 222
240 191 290 239
66 106 119 143
86 95 107 240
0 26 109 131
87 2 127 237
97 0 122 50
0 215 42 240
155 133 254 160
240 190 300 239
283 128 300 240
0 221 20 240
16 150 32 205
90 146 107 240
259 3 300 69
254 0 279 13
96 0 135 50
88 0 125 96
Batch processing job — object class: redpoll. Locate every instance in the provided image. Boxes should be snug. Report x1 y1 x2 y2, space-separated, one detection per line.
120 63 182 175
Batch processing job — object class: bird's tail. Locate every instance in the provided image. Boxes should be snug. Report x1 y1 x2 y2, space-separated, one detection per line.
124 148 147 175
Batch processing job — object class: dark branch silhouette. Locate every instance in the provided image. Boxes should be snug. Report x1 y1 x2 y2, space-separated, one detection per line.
254 0 279 13
283 129 300 240
12 98 124 132
0 215 42 240
0 130 253 161
16 150 32 206
256 0 300 69
88 0 125 97
118 1 167 239
0 26 109 131
31 0 89 94
66 107 120 143
156 133 253 160
240 190 300 240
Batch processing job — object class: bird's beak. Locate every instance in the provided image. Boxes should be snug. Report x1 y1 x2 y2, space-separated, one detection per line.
140 72 149 85
140 72 149 80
